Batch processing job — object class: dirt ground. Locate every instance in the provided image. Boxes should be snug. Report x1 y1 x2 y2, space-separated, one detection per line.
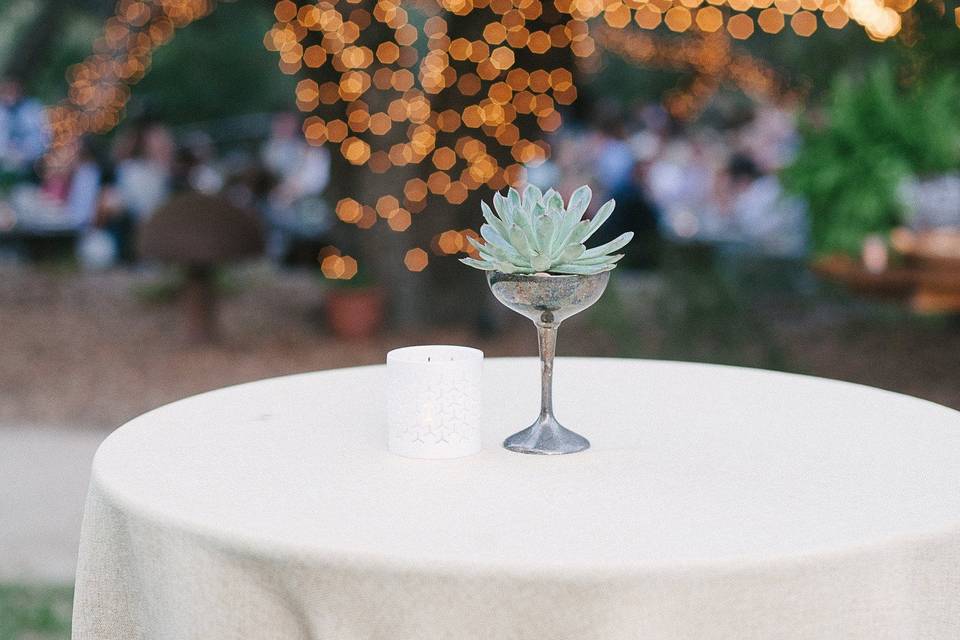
0 263 615 428
1 261 958 429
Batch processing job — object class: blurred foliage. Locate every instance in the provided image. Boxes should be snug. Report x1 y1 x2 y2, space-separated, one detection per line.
131 267 244 304
894 1 960 75
0 584 72 640
131 2 296 124
592 245 794 369
18 9 102 101
782 63 960 255
586 27 884 112
21 0 296 126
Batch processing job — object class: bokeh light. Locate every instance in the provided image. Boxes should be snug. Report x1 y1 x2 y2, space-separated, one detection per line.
45 0 941 273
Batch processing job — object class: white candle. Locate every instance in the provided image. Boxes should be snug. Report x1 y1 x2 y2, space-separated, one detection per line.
386 345 483 459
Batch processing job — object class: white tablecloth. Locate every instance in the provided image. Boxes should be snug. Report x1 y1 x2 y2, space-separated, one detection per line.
72 358 960 639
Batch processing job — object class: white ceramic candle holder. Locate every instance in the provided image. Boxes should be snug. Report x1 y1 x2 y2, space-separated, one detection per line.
386 345 483 459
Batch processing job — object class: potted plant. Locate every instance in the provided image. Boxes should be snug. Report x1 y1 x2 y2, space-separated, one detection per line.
461 185 632 454
323 262 384 340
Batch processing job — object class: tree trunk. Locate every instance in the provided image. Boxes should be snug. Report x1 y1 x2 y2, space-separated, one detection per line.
183 265 218 344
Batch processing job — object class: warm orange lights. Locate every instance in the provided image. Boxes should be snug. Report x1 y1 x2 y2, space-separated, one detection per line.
320 250 360 280
592 25 781 122
665 7 693 32
726 14 755 39
404 178 429 202
50 0 929 275
758 8 785 32
695 7 724 32
336 198 363 223
790 10 818 36
404 248 430 271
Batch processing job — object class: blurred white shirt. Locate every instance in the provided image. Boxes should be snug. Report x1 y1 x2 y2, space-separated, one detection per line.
116 159 170 220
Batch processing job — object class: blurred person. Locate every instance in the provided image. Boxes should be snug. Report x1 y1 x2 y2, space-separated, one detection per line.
1 140 102 262
646 135 717 240
524 156 561 194
107 122 174 261
592 112 634 197
628 127 660 168
63 140 103 228
0 76 48 176
738 102 799 173
11 138 101 227
115 122 174 221
175 131 223 195
721 153 807 258
93 166 135 264
260 112 332 262
636 102 670 136
595 159 662 270
899 173 960 230
261 112 330 204
550 128 595 198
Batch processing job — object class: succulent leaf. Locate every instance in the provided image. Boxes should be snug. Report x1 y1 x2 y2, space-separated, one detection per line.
523 184 542 211
479 223 510 249
536 214 555 254
569 253 624 266
507 187 522 212
565 220 593 246
579 231 634 260
460 257 498 270
492 191 511 225
469 235 530 267
581 199 616 243
550 263 616 275
543 189 564 214
558 243 586 263
481 201 508 237
508 223 534 256
567 185 591 220
530 253 552 271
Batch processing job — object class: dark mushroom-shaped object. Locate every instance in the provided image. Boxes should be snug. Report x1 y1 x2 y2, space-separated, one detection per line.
138 192 264 343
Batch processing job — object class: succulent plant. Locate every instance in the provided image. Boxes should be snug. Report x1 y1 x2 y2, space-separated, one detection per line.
460 185 633 275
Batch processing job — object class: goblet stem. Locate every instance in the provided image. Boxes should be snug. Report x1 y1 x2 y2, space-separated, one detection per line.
536 318 557 421
501 312 589 455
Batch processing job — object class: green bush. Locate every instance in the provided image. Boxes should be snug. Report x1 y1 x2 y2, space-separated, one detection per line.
782 64 960 255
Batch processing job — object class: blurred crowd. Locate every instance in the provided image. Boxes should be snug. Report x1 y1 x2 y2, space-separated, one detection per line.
1 73 809 271
0 76 333 268
529 99 808 268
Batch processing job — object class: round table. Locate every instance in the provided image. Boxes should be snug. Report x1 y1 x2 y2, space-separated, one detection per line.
72 358 960 639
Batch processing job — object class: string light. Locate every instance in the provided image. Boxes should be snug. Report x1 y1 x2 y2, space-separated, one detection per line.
592 26 781 120
264 0 592 273
319 246 360 279
47 0 219 169
264 0 928 272
46 0 946 276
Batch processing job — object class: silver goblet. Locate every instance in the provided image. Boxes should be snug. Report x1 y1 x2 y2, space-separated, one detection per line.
487 271 610 454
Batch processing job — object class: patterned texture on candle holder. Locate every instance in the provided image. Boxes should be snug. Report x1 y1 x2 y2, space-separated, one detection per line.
387 346 483 459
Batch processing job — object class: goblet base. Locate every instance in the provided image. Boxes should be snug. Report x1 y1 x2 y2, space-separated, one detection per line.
502 415 590 455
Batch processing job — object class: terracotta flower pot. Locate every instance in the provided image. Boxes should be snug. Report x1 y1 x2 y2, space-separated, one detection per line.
325 287 384 339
